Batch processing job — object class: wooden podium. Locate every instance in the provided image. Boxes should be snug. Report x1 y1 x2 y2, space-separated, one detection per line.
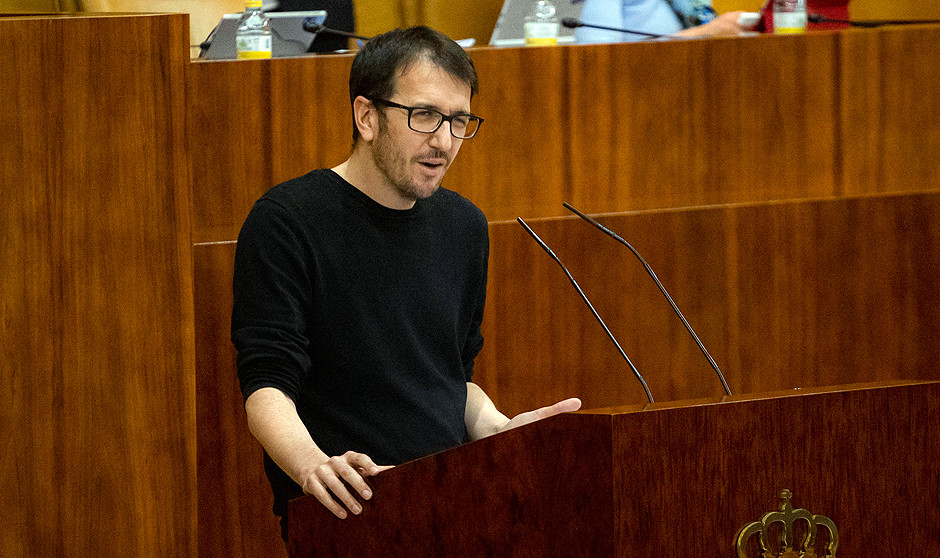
288 380 940 556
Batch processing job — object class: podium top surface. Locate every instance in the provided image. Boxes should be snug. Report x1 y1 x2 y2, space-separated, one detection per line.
580 378 934 415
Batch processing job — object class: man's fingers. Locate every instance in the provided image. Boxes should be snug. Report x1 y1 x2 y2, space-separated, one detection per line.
344 451 386 477
529 397 582 421
504 397 582 432
335 462 374 501
546 397 581 416
304 452 394 518
322 471 363 515
308 480 351 520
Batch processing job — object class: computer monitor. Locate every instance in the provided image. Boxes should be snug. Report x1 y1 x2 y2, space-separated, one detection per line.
489 0 584 47
199 10 327 60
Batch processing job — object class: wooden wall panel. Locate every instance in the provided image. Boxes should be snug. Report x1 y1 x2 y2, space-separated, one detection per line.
443 34 840 220
268 55 356 185
189 27 940 240
194 242 287 558
562 33 838 215
446 45 573 220
473 192 940 416
0 17 60 557
840 25 940 195
188 55 353 243
0 14 196 557
188 59 275 243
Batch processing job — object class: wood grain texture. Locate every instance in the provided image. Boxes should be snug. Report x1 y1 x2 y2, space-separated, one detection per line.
187 55 354 243
184 30 940 555
194 242 287 558
611 381 940 556
189 26 940 242
839 25 940 195
195 192 940 556
559 33 838 215
289 411 616 556
287 381 940 556
474 192 940 416
0 13 196 557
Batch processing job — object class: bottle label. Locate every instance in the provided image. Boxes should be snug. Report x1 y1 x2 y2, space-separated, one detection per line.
237 36 272 59
774 11 807 33
524 21 559 46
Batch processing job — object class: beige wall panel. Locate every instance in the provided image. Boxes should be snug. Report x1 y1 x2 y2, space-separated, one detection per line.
422 0 504 43
0 0 77 10
354 0 405 36
851 0 940 19
79 0 244 51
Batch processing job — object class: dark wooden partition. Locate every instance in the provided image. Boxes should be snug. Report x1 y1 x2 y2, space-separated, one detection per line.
193 241 287 558
1 13 196 557
289 380 940 556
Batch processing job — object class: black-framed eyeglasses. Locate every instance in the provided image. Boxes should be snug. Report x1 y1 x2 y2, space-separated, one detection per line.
368 97 483 139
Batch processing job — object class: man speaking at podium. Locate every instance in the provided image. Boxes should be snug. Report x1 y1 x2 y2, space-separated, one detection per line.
231 26 580 541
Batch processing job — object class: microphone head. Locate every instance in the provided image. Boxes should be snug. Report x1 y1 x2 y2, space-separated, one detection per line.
561 17 582 29
302 18 324 33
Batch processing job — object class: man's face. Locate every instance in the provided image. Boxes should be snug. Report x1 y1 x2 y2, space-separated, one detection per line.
370 58 472 204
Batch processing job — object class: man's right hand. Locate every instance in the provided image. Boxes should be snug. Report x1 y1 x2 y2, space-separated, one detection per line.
301 451 393 519
244 388 394 520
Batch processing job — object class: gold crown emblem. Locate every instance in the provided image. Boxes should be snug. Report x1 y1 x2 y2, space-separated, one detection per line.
735 489 839 558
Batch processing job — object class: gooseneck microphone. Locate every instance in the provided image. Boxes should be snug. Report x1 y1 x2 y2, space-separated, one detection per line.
517 217 655 404
563 203 733 397
302 20 372 41
561 17 666 39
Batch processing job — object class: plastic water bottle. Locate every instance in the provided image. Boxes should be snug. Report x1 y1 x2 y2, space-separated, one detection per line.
524 0 560 46
773 0 807 34
236 0 272 59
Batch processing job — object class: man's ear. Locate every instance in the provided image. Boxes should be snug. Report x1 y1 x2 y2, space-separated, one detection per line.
352 96 379 142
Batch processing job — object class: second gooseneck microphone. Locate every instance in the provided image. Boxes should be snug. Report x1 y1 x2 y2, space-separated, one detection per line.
518 217 655 404
563 203 732 397
302 20 372 41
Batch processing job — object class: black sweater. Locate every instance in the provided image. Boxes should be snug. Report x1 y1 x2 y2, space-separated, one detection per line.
232 169 489 516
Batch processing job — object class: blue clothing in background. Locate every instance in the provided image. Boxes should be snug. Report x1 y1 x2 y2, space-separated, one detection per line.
575 0 717 43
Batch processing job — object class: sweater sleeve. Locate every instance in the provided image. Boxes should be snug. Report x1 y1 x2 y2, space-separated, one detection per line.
231 197 314 403
460 210 489 382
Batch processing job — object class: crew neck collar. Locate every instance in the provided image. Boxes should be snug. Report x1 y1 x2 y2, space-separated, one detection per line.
325 169 432 220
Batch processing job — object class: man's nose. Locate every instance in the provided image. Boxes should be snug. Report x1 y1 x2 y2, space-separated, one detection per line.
428 122 455 150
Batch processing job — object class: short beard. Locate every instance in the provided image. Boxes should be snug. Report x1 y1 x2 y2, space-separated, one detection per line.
372 113 446 201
